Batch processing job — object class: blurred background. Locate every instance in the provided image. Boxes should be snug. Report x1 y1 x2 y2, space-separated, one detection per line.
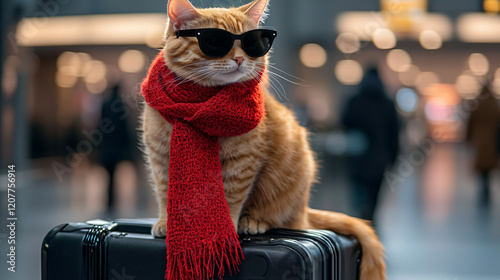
1 0 500 279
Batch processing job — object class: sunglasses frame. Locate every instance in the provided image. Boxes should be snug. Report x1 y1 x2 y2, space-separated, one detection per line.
176 28 277 58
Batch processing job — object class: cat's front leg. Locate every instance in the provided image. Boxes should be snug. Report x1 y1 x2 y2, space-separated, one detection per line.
224 180 254 233
143 106 173 237
221 155 262 234
226 175 272 235
147 160 170 237
152 179 169 237
238 215 270 234
149 153 169 237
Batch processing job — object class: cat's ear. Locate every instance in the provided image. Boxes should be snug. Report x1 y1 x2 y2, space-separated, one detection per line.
240 0 269 24
167 0 199 30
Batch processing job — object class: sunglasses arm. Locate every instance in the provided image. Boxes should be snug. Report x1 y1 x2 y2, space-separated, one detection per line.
176 29 198 38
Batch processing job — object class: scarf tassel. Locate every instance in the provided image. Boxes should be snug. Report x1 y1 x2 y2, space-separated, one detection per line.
166 233 243 280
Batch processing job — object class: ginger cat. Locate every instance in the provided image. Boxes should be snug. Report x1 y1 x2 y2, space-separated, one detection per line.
141 0 386 279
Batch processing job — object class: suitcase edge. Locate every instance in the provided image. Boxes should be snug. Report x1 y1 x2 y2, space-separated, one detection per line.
41 223 68 280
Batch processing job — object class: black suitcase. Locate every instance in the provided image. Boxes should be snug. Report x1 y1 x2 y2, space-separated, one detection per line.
41 219 361 280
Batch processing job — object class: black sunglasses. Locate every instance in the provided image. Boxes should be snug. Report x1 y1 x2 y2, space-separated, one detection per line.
176 28 277 58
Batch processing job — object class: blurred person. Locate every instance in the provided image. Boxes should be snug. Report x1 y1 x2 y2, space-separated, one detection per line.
341 66 400 223
99 83 133 211
465 83 500 206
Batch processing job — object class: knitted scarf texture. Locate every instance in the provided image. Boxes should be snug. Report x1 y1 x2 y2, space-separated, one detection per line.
141 50 265 280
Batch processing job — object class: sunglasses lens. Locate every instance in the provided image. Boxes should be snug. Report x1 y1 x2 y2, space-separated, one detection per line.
198 30 233 58
243 30 275 57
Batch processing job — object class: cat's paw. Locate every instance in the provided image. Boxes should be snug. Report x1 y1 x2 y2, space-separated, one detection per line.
238 216 269 235
152 220 167 237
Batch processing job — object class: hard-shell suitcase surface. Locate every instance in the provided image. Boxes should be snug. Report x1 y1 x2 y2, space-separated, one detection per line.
42 219 361 280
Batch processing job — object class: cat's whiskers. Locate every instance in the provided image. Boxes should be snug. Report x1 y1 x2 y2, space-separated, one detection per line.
268 74 288 101
156 64 202 91
262 72 287 101
266 64 308 84
169 69 216 89
169 61 210 77
208 72 222 86
177 68 213 81
161 61 302 98
162 63 216 89
254 62 309 87
246 68 287 101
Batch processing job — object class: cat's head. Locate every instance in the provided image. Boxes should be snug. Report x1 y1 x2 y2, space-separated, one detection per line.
163 0 271 87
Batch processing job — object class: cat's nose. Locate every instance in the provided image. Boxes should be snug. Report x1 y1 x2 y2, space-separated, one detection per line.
232 56 245 66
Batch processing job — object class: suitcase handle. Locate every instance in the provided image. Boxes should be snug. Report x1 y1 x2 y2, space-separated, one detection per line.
86 218 157 235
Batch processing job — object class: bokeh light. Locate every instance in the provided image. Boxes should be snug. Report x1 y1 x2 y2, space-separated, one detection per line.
57 52 77 69
326 131 348 155
57 52 79 77
56 51 94 80
423 84 462 125
58 65 78 77
424 99 447 122
419 30 443 50
75 53 92 77
457 13 500 43
386 49 412 72
55 71 78 88
468 53 489 76
335 33 361 54
494 68 500 97
372 28 396 49
396 87 419 114
455 72 480 99
334 60 363 85
425 99 450 122
300 43 328 68
493 78 500 97
86 78 108 94
55 52 85 88
484 0 500 13
415 72 440 94
118 50 146 73
83 60 107 84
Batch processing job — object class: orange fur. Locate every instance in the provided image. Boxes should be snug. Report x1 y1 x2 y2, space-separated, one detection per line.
141 0 386 279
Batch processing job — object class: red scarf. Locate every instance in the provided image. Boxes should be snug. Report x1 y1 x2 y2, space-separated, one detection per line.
141 51 265 280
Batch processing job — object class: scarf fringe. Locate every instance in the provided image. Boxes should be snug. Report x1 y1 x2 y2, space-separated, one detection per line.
166 232 243 280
